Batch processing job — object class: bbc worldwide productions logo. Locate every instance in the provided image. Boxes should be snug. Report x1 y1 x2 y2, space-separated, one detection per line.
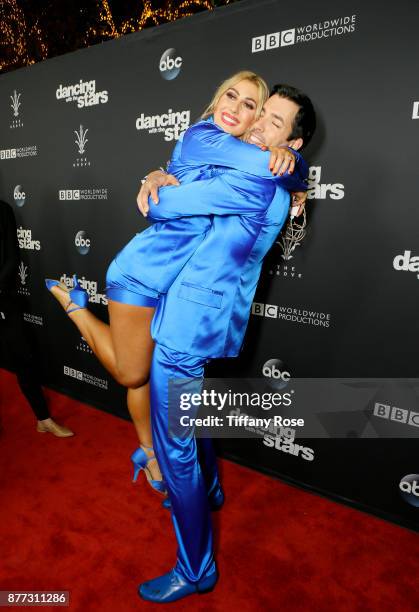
1 146 37 160
373 402 419 428
59 188 108 201
64 365 108 390
252 29 295 52
159 48 182 80
251 15 356 53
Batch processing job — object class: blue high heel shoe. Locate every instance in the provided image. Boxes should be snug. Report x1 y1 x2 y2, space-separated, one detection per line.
45 274 88 313
131 446 167 495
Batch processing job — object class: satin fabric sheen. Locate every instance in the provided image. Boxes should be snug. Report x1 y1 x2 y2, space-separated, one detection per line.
106 118 307 300
147 122 307 584
106 118 308 584
150 344 219 582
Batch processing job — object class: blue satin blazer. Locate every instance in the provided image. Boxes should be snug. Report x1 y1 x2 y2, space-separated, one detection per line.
148 119 308 358
115 118 307 295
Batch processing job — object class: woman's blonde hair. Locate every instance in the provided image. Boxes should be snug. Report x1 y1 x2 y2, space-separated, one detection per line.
201 70 269 120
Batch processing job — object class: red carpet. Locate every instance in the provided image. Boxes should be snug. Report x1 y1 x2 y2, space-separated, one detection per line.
0 368 418 611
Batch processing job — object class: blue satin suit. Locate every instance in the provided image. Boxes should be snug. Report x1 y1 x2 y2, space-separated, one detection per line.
106 118 305 303
107 118 308 584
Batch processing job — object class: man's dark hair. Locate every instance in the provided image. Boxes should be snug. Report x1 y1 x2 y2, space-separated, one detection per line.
270 84 316 148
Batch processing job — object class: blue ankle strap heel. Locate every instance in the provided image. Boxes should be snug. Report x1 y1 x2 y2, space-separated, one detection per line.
45 274 88 313
131 446 167 495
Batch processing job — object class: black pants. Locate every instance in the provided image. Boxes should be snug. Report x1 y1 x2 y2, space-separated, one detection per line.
0 293 50 421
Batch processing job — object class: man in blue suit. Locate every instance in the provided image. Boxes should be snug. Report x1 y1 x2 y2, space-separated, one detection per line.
138 84 316 603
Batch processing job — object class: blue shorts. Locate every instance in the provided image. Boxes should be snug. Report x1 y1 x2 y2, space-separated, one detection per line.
105 259 160 308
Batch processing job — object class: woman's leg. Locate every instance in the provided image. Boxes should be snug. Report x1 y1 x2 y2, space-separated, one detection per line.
49 285 154 388
127 385 153 446
49 284 164 484
127 385 163 482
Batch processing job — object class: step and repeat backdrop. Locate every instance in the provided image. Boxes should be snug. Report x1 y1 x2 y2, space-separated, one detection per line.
0 0 418 530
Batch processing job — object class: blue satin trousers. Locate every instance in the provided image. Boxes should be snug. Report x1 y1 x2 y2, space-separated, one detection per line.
150 343 219 582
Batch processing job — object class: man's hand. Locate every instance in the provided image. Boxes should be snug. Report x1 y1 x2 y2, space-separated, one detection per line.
290 191 307 217
261 146 296 176
137 170 180 217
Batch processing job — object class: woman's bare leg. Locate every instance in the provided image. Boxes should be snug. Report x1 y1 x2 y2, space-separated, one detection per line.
49 285 154 388
127 385 153 445
127 385 163 482
49 285 164 484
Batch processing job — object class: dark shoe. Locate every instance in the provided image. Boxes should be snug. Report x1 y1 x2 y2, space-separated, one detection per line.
138 568 217 603
162 485 224 511
210 485 225 510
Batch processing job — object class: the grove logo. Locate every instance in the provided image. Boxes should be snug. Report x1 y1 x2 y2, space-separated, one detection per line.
17 261 30 296
75 230 91 255
159 48 182 80
10 90 21 116
399 474 419 507
14 184 26 207
262 358 291 390
393 251 419 278
10 90 23 128
73 124 90 167
18 262 28 285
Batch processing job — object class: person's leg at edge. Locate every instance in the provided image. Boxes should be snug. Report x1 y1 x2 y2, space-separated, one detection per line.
2 300 73 436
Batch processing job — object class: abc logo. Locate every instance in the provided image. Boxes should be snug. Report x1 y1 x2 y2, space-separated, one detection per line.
159 48 182 80
75 230 90 255
399 474 419 507
14 184 26 207
262 358 291 390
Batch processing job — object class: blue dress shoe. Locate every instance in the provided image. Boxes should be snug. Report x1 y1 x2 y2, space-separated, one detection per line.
210 485 225 510
138 568 217 603
162 485 224 511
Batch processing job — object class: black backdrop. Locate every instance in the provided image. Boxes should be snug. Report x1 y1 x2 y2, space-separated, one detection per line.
0 0 418 531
